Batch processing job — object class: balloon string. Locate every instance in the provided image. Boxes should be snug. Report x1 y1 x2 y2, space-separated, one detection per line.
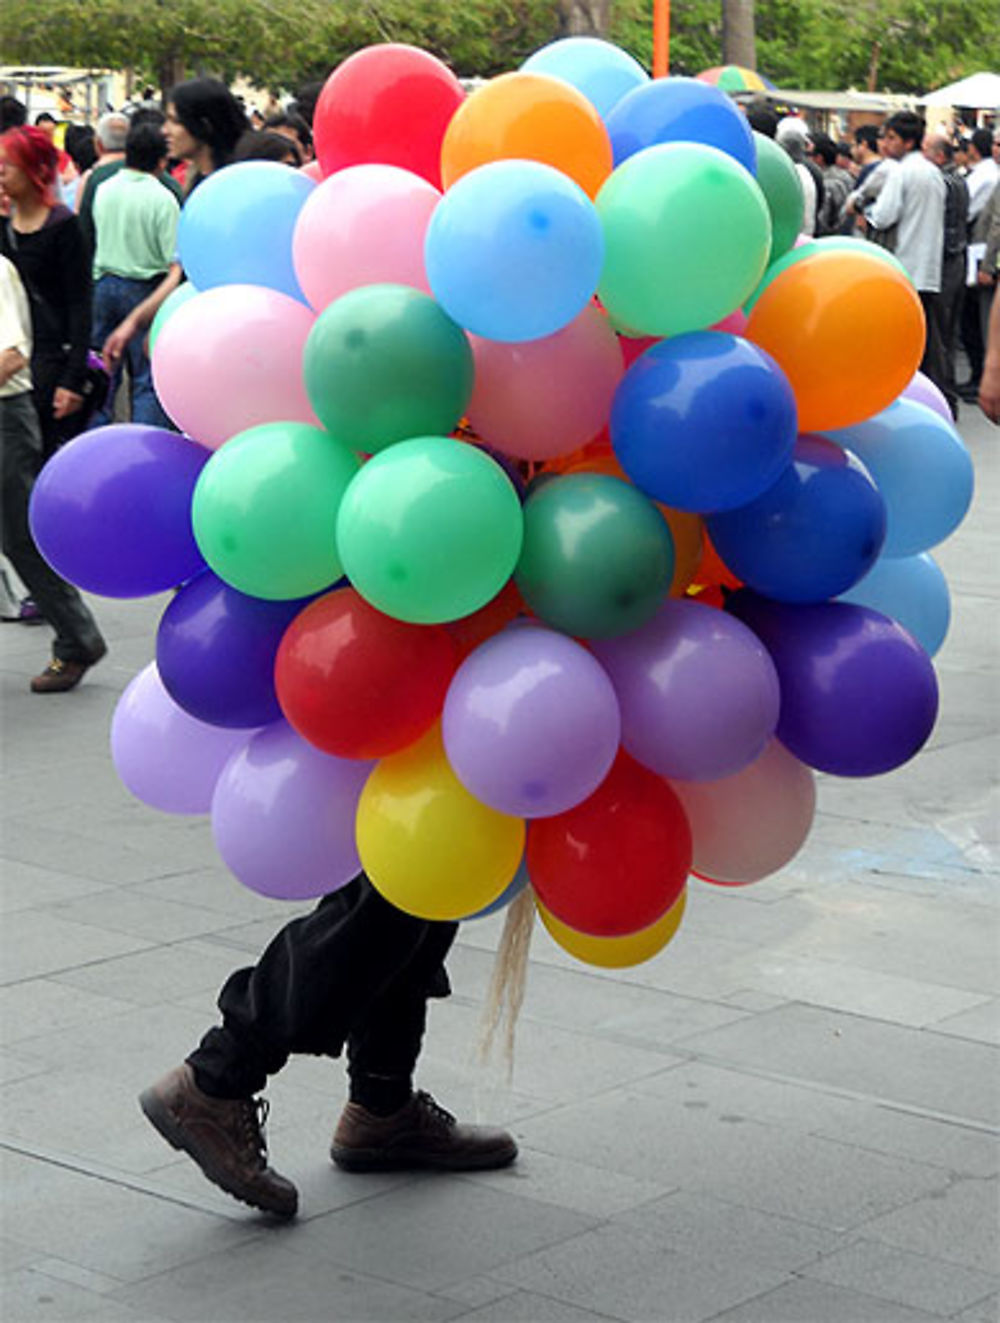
478 887 535 1079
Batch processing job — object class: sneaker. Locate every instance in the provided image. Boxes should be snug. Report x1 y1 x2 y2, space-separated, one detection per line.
331 1089 518 1173
30 642 107 694
139 1064 298 1218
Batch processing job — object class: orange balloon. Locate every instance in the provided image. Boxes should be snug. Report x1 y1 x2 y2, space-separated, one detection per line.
440 72 613 200
695 529 742 592
547 445 703 597
745 251 925 432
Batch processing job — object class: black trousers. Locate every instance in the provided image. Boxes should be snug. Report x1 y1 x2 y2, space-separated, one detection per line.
187 875 458 1103
918 291 953 415
0 391 106 663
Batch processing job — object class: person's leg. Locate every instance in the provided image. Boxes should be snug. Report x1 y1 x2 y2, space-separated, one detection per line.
918 291 955 416
88 276 125 430
959 282 985 389
121 276 173 428
0 393 107 689
940 256 964 402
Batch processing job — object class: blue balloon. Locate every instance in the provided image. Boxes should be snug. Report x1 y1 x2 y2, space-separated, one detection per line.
838 552 950 657
610 331 798 512
707 436 886 603
604 77 756 172
824 399 974 557
424 160 604 342
178 162 314 301
521 37 649 121
156 571 317 729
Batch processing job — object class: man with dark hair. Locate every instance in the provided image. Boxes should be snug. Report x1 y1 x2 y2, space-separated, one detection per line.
852 125 881 184
0 95 27 132
744 99 778 139
264 110 314 162
868 110 950 405
78 112 181 257
89 122 179 427
288 80 325 130
811 131 854 235
924 131 969 414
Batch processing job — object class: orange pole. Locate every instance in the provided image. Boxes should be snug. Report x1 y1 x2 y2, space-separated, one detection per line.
653 0 670 77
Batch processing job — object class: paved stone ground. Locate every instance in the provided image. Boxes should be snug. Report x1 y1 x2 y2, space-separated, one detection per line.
1 404 997 1323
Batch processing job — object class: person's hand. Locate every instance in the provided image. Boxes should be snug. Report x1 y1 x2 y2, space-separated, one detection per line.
977 267 996 287
979 364 1000 423
52 387 84 419
0 346 25 387
103 316 136 369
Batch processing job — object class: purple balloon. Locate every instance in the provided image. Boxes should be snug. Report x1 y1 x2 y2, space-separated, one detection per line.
212 722 372 900
591 598 780 782
157 571 313 728
442 625 620 817
728 590 939 777
901 370 952 423
111 663 255 815
30 424 208 596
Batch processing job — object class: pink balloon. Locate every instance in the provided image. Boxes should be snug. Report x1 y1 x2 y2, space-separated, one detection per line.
152 285 319 449
619 332 660 368
467 305 625 461
669 740 816 885
111 663 255 815
711 307 748 336
901 370 952 422
300 159 323 181
292 164 439 312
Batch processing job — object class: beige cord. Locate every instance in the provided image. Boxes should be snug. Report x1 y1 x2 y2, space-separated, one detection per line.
478 888 535 1078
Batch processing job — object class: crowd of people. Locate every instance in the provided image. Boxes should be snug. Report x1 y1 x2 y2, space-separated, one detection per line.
1 83 999 696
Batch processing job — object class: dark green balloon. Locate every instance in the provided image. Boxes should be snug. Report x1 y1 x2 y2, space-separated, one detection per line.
515 474 675 639
303 283 474 454
753 131 805 264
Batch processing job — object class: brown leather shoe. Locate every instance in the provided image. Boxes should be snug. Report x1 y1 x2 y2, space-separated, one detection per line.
331 1090 517 1172
31 642 107 694
139 1064 297 1218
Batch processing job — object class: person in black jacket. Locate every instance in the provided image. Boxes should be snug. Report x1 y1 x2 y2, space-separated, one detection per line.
0 125 92 458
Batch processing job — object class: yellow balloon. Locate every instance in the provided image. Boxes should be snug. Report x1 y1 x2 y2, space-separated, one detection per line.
538 889 687 968
357 726 525 921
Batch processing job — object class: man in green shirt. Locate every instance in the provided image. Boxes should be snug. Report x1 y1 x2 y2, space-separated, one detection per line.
90 123 180 428
78 111 182 258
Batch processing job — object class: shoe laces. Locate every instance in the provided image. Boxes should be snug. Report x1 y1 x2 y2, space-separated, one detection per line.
414 1091 456 1130
43 659 68 676
236 1096 271 1167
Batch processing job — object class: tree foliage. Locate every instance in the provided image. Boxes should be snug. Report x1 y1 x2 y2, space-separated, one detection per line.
2 0 998 97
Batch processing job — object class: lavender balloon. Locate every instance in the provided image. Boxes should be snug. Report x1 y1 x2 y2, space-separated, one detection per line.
591 598 780 782
157 571 314 728
212 722 372 900
111 663 255 815
901 370 952 423
442 625 620 817
728 590 939 777
29 424 208 596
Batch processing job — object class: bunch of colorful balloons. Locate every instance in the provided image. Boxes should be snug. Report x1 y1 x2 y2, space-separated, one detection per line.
30 37 974 971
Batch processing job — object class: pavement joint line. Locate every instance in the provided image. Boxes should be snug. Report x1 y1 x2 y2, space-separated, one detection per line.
663 1048 1000 1136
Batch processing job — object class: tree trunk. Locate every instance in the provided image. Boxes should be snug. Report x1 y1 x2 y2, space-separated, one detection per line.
722 0 757 68
158 51 186 106
867 40 881 92
558 0 611 38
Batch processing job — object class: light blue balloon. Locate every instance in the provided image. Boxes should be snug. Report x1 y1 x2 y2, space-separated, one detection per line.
837 552 950 657
521 37 649 121
424 159 604 343
178 162 314 301
604 77 756 173
465 859 530 920
823 399 974 557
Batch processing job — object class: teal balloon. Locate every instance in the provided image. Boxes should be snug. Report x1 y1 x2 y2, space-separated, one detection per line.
149 282 198 356
303 284 474 454
192 422 359 600
838 553 951 657
752 132 804 263
515 473 675 638
336 437 523 624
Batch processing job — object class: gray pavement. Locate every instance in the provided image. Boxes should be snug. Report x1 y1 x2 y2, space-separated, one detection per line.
1 403 997 1323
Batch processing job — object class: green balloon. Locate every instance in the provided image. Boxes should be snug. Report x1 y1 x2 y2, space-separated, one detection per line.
744 236 912 313
515 474 675 639
149 282 199 356
752 131 804 264
303 284 474 455
597 142 772 337
192 422 359 600
336 437 523 624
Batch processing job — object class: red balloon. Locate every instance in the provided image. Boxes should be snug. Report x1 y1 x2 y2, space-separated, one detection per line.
445 578 523 662
527 752 692 937
275 589 457 759
313 44 466 187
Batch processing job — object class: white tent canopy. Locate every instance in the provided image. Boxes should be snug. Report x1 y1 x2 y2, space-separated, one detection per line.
919 72 1000 109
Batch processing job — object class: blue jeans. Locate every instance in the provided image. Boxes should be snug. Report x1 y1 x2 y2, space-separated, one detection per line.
91 273 172 429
